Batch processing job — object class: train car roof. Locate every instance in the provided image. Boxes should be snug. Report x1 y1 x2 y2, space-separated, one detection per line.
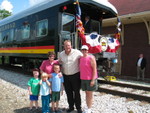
0 0 118 26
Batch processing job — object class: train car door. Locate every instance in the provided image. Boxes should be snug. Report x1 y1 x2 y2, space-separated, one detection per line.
59 13 76 52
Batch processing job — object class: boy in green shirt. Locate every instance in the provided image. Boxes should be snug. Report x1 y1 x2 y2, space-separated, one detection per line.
28 68 40 110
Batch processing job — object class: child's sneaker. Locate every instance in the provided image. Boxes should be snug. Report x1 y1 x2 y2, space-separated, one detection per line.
87 109 92 113
83 108 92 113
83 108 88 113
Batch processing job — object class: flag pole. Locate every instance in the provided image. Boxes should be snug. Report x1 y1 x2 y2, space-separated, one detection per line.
75 0 79 49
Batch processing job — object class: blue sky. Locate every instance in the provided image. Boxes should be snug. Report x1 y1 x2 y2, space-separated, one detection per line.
0 0 47 14
9 0 29 14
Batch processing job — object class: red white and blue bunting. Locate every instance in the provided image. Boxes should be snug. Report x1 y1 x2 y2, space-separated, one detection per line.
75 1 121 54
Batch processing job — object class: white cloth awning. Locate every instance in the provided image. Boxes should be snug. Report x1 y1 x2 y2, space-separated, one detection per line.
82 0 118 15
94 0 118 14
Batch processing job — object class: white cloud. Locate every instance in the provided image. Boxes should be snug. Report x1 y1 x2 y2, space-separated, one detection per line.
0 0 13 12
29 0 48 6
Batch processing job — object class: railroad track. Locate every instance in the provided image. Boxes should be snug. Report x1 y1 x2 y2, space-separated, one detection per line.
1 65 150 103
98 78 150 103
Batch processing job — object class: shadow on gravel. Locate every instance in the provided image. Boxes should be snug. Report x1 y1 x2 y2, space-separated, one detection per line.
14 107 69 113
14 107 42 113
0 65 32 89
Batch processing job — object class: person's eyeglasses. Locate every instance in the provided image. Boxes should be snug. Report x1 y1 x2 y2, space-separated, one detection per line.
49 55 55 58
81 49 88 51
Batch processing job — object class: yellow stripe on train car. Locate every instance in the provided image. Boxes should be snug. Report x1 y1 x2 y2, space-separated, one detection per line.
0 49 54 54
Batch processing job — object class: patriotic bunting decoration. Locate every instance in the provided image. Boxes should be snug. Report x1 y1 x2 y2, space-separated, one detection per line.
75 1 121 54
79 33 102 54
106 37 120 53
115 16 121 39
79 34 120 53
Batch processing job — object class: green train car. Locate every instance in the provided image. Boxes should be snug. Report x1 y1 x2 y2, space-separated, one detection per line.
0 0 118 70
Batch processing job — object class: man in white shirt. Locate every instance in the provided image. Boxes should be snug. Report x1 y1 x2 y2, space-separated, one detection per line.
59 40 82 113
136 54 146 80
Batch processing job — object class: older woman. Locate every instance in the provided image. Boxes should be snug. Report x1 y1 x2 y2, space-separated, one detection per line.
40 51 59 77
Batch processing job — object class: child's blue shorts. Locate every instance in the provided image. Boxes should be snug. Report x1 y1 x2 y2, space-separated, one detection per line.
30 95 38 101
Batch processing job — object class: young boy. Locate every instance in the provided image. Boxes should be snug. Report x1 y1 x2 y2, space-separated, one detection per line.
27 68 40 110
49 64 64 113
39 72 51 113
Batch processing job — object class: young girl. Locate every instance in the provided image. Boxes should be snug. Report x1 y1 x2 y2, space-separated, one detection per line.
39 72 51 113
27 68 40 110
49 64 64 112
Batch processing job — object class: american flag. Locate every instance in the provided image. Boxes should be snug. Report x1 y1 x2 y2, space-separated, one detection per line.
75 1 85 34
75 1 102 53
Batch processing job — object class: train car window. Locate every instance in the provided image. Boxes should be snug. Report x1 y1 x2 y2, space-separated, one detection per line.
2 31 9 43
59 13 75 51
21 24 30 39
9 29 15 41
0 29 14 42
14 29 18 41
36 19 48 37
15 28 21 41
62 13 75 33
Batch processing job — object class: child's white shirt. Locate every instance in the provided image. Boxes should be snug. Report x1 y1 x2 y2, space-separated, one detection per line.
40 81 50 96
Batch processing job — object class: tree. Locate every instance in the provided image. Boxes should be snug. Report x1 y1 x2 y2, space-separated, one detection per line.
0 9 12 20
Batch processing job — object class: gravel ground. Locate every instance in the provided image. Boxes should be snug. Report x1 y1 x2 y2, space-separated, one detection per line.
0 68 150 113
